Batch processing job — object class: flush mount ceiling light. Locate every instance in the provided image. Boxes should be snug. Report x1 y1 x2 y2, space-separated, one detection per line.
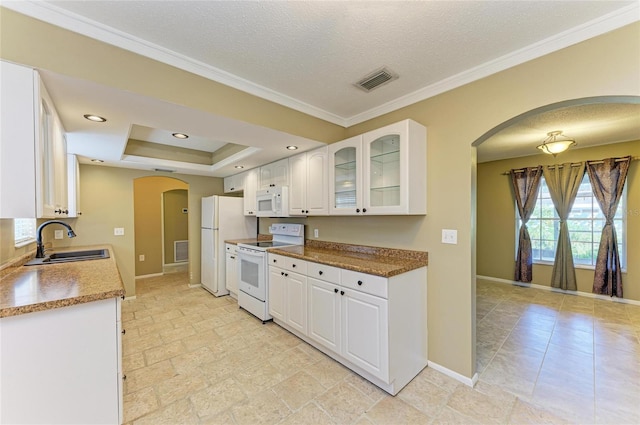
286 145 298 150
91 159 104 163
536 130 576 156
83 114 106 122
172 132 189 139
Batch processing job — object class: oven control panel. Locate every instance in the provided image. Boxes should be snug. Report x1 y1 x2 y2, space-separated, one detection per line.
269 223 304 237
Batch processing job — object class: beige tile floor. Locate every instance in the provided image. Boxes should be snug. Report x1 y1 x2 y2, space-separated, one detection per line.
122 273 640 424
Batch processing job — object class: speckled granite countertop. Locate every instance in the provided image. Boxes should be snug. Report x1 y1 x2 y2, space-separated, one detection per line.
225 234 272 245
0 245 125 318
268 240 428 278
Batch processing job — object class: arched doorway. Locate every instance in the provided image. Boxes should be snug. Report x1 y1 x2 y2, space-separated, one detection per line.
133 176 189 278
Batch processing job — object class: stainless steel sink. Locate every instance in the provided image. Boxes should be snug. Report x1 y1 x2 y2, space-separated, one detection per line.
25 249 110 266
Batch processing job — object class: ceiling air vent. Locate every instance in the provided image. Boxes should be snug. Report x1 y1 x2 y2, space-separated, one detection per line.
355 67 398 92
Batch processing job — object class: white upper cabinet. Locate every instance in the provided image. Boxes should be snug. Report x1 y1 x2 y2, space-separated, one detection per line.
243 168 258 216
67 154 81 217
1 61 69 219
223 172 245 193
259 158 289 189
289 146 328 216
328 136 363 216
329 119 426 215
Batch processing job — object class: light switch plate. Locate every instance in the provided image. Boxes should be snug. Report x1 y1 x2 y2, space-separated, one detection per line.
442 229 458 244
114 227 125 236
54 230 63 239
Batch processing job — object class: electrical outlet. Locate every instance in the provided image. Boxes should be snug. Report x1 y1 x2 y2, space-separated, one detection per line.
139 254 145 261
114 227 125 236
314 228 319 238
54 230 63 239
442 229 458 244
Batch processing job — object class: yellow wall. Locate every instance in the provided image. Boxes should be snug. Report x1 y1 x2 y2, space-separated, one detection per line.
163 189 189 265
477 140 640 300
1 6 638 380
133 177 188 276
47 165 224 296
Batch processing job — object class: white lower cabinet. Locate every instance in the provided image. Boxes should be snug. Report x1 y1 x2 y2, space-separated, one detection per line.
268 254 308 335
225 243 239 297
0 297 123 424
268 253 427 395
341 288 389 380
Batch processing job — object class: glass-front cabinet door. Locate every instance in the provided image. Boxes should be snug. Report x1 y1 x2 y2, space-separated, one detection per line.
363 120 426 215
328 136 362 215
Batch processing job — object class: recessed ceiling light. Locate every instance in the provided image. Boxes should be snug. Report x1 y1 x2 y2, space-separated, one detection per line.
91 159 104 163
286 145 298 150
172 132 189 139
234 165 244 169
84 114 107 122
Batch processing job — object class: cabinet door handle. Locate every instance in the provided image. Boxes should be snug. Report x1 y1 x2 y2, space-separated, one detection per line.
357 280 363 286
121 329 126 335
230 256 235 259
334 288 338 293
319 271 323 275
281 272 285 276
340 290 345 296
362 208 367 213
285 273 289 277
356 208 360 213
230 187 235 191
292 264 296 268
273 259 277 263
122 374 127 381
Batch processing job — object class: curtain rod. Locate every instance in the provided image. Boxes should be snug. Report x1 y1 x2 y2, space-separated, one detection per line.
502 156 638 175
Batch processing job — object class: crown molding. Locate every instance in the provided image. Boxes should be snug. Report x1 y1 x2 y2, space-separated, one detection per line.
4 1 638 129
2 1 348 127
344 2 640 126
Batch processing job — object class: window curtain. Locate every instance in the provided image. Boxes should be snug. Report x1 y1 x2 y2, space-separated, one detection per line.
586 156 631 297
543 162 586 290
510 166 543 282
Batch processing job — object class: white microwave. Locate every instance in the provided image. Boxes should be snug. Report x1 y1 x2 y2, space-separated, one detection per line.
256 186 295 217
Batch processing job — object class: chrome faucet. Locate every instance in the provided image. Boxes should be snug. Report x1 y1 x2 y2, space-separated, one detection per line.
36 220 77 258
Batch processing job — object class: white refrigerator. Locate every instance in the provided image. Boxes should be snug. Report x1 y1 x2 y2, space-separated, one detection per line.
201 196 257 296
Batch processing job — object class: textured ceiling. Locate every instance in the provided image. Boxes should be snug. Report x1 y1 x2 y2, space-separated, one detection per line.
3 1 639 174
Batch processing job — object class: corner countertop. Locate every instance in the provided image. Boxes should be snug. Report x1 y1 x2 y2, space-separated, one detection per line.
0 245 125 318
268 240 428 278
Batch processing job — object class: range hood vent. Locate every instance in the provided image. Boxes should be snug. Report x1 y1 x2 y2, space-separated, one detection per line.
355 67 398 92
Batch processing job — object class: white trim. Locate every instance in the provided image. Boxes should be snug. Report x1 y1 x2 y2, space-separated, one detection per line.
1 1 346 127
188 283 202 289
134 272 164 279
477 275 640 307
4 1 638 127
428 361 479 388
124 295 137 301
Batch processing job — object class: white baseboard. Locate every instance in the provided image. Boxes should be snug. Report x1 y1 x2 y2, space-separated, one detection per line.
124 295 137 301
188 283 202 289
428 360 478 387
477 275 640 307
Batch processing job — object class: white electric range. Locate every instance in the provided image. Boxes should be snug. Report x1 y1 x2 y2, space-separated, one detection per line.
237 223 304 322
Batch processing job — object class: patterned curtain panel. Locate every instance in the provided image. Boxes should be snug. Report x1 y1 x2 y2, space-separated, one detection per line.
510 166 543 282
543 162 586 290
586 156 631 297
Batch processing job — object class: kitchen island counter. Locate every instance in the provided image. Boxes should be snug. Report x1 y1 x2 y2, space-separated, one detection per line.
0 245 125 318
269 240 427 278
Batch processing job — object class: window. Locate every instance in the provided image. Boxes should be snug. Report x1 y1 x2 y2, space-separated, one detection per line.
14 218 37 247
519 173 626 268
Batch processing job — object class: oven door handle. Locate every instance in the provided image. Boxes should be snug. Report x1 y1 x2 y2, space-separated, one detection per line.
238 249 265 260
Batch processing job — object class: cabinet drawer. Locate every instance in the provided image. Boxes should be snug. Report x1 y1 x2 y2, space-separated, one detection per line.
307 262 340 284
341 269 388 299
268 253 307 274
225 244 237 255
